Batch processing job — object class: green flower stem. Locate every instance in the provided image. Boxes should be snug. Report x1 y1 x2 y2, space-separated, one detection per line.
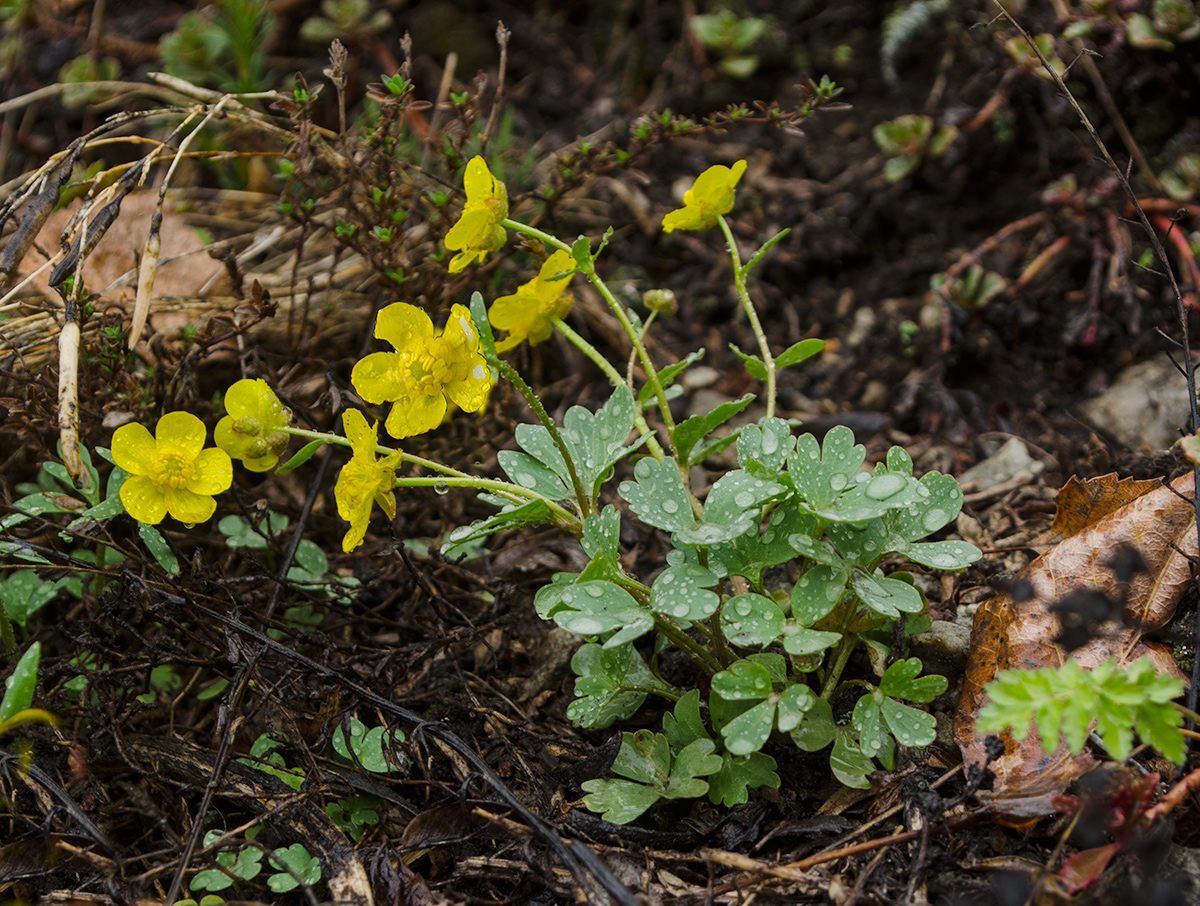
621 576 722 674
489 355 590 518
502 218 678 444
623 684 682 702
550 316 665 461
278 426 581 531
393 476 580 532
718 214 776 420
819 635 858 701
652 615 722 675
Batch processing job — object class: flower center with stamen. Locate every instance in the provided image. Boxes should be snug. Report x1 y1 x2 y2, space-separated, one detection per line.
150 448 196 489
400 338 454 396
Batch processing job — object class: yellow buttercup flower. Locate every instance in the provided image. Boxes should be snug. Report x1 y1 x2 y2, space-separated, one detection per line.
351 302 493 439
214 379 292 472
661 160 748 233
488 250 575 352
335 409 403 553
444 156 508 272
112 411 232 525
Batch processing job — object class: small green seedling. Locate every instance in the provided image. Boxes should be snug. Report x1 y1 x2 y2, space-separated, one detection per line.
266 842 322 892
332 716 406 773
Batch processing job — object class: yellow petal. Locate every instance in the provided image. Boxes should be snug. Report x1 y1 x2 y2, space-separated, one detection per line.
223 378 262 419
188 448 233 495
156 411 207 458
335 464 373 553
342 408 373 452
214 415 251 460
111 422 156 475
375 302 433 349
538 251 575 288
446 361 492 413
385 393 446 439
448 248 482 273
445 208 494 252
374 485 397 522
488 293 522 331
351 352 401 404
463 155 499 203
445 304 479 350
163 488 217 524
241 453 279 473
119 474 167 524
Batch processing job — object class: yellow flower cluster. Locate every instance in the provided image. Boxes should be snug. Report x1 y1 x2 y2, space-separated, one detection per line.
114 156 748 551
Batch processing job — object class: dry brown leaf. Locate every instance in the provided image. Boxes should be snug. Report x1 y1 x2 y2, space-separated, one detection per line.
956 472 1195 803
1047 472 1163 541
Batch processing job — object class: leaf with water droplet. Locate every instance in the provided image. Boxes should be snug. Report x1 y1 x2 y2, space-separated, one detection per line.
498 449 570 501
568 642 672 729
651 562 719 622
738 417 794 477
852 572 925 619
618 455 697 533
440 499 557 555
535 579 653 647
676 469 784 548
790 564 848 624
720 593 785 647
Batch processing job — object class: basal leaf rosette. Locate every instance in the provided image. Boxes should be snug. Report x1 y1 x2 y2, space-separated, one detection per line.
661 160 747 233
488 250 575 352
214 378 292 472
444 156 508 272
112 411 232 525
351 302 493 439
334 409 403 552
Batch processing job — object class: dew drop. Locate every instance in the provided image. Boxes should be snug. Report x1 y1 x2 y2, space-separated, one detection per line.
865 474 905 500
830 474 848 490
635 460 653 480
761 432 779 455
762 531 776 544
734 491 755 507
734 600 752 617
922 508 948 532
513 472 537 488
566 616 605 635
662 499 680 514
184 523 196 529
674 604 691 618
584 585 604 597
434 482 449 496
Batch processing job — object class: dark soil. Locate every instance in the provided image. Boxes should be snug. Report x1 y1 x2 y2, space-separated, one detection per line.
3 1 1200 904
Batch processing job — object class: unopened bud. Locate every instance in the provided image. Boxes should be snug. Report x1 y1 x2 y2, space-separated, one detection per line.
232 415 262 436
643 289 677 316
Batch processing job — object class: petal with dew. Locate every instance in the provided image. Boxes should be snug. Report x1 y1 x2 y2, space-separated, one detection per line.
111 422 156 475
375 302 433 349
120 474 167 524
351 351 401 404
188 448 233 496
156 411 207 457
164 488 217 524
446 361 492 413
385 392 446 439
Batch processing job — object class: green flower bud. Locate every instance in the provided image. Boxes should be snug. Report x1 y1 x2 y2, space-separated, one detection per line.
232 415 263 436
643 289 677 316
